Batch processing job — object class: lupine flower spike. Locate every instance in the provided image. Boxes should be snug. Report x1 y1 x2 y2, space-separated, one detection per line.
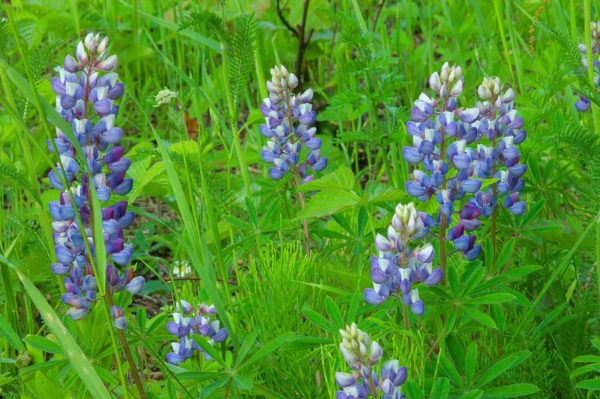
260 65 327 183
364 203 442 318
166 301 228 365
49 33 143 320
404 62 484 268
575 21 600 112
336 323 407 399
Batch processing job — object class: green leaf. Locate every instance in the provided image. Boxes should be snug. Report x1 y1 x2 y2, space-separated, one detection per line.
24 335 63 354
234 330 259 368
324 297 344 329
477 351 531 387
0 256 110 399
484 383 540 397
296 166 356 192
240 332 294 369
576 378 600 390
459 390 483 399
494 239 515 272
465 343 478 386
404 380 424 399
0 314 23 351
469 293 515 305
302 304 336 333
464 307 497 329
192 336 226 368
430 377 450 398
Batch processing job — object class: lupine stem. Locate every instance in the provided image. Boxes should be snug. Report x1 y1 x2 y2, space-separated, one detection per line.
81 67 147 399
439 132 448 285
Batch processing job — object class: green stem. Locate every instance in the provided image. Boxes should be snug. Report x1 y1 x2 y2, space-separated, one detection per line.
585 0 600 134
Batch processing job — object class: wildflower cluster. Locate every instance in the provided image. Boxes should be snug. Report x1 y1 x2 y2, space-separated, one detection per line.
575 21 600 112
48 33 143 320
165 300 228 365
404 63 526 259
336 324 407 399
469 77 526 218
364 203 442 315
260 65 327 182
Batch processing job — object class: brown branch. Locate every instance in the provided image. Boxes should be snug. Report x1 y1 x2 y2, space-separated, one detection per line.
371 0 386 29
276 0 313 86
276 0 299 38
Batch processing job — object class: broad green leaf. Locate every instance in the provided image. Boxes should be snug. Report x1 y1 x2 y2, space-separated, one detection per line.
24 335 63 354
192 336 227 368
464 307 497 329
296 166 355 192
324 296 344 329
302 304 336 333
466 343 478 386
484 383 540 397
296 189 360 219
430 377 450 398
404 380 424 399
235 330 259 368
469 293 515 305
576 378 600 390
459 390 483 399
0 256 110 399
0 314 23 351
477 351 531 387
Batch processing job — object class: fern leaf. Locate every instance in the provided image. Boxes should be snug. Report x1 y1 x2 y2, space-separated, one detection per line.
0 161 40 204
228 15 255 115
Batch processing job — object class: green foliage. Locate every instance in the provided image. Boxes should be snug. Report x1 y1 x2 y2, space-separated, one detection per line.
0 1 598 398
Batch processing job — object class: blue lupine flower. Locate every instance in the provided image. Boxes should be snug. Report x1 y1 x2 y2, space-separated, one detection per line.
48 33 143 321
165 301 228 365
404 62 484 259
364 203 441 316
474 77 527 217
336 324 407 399
259 65 327 183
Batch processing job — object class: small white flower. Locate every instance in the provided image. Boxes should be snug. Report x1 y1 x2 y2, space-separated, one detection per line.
154 88 178 107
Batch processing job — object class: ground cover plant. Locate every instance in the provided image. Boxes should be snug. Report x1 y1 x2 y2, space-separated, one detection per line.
0 0 599 398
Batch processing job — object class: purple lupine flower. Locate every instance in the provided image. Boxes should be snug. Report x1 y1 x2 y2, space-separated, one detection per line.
473 77 526 217
575 22 600 112
48 33 143 321
404 62 488 258
364 202 441 316
336 324 407 399
259 65 327 183
165 301 228 365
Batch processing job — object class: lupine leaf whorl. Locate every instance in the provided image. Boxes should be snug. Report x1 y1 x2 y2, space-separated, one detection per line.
48 33 143 320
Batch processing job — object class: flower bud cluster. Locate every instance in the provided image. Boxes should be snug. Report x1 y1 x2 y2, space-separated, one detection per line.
364 203 442 315
48 33 143 320
336 323 407 399
260 65 327 182
165 300 228 365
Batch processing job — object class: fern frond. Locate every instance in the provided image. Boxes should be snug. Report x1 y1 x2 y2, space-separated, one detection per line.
228 15 255 115
180 11 227 43
537 21 600 107
0 161 40 204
